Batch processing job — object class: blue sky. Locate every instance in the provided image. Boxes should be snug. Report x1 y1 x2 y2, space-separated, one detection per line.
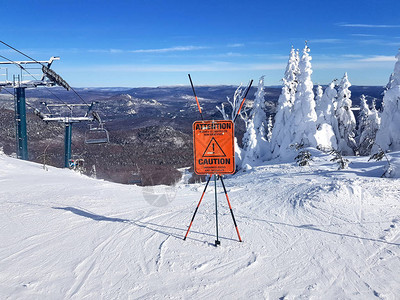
1 0 400 87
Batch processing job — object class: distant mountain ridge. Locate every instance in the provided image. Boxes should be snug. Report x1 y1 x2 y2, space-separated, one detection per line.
0 85 386 185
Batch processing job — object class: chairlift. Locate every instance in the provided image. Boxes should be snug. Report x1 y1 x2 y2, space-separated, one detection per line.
129 165 142 185
85 122 110 145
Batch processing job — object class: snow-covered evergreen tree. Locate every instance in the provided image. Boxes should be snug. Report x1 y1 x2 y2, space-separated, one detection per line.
357 95 371 141
270 80 293 159
285 46 300 97
241 76 269 168
289 44 318 149
369 100 381 145
267 115 273 142
358 95 380 155
373 49 400 152
335 73 357 155
269 47 301 159
314 85 323 114
314 82 338 150
317 81 338 130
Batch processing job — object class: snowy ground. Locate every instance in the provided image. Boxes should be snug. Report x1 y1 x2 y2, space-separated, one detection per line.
1 150 400 299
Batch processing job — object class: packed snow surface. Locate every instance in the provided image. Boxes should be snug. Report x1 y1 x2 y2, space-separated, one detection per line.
1 151 400 299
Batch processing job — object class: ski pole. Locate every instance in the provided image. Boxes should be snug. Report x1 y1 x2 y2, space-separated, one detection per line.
233 79 253 123
188 74 204 120
220 176 242 242
183 175 211 240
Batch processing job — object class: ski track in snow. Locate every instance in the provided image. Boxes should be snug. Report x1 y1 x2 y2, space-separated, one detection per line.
1 153 400 299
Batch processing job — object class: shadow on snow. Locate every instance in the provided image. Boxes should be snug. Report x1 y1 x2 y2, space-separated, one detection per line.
52 206 237 244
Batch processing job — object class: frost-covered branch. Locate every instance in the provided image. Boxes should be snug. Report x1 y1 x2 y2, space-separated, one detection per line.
369 144 393 178
216 83 249 122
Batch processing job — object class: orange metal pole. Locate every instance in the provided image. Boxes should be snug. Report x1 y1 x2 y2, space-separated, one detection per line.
220 176 242 242
183 175 211 240
233 79 253 123
188 74 204 120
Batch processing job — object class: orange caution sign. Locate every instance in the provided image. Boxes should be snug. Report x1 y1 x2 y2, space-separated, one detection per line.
193 120 235 175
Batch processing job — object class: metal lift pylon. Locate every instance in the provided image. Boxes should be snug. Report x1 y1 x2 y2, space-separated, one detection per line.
14 84 28 160
0 54 61 160
35 103 100 168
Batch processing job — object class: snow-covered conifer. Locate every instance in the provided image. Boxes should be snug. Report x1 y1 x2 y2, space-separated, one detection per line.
270 80 293 159
289 44 318 149
315 85 323 114
242 76 269 168
317 81 338 128
373 50 400 152
284 46 300 97
368 101 381 145
335 73 357 155
267 115 273 142
315 81 338 150
358 95 381 155
357 95 371 140
270 47 301 159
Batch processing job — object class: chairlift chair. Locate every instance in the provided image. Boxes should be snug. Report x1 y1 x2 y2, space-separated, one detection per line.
85 122 110 145
129 165 142 185
130 173 142 185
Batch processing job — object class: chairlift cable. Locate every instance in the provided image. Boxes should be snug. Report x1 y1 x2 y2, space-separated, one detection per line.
20 67 72 109
0 87 13 101
69 86 90 106
1 87 38 110
0 53 72 110
0 40 44 67
0 41 90 107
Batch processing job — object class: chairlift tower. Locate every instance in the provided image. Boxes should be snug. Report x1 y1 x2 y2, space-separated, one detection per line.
36 103 97 168
0 56 60 160
0 42 109 168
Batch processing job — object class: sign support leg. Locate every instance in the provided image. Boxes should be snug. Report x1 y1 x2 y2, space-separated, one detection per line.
214 174 220 246
220 176 242 242
183 175 212 240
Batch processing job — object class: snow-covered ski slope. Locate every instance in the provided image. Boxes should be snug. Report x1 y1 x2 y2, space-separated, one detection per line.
1 150 400 299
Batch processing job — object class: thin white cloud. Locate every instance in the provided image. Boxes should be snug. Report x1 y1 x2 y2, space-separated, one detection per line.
350 34 378 37
224 52 245 57
110 49 123 53
309 39 342 44
358 39 400 46
129 46 208 53
88 46 208 54
68 62 286 73
339 23 400 28
358 55 396 62
313 57 396 70
227 43 244 48
341 54 364 58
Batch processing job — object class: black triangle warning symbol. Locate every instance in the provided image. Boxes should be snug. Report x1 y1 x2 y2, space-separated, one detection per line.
202 137 226 157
